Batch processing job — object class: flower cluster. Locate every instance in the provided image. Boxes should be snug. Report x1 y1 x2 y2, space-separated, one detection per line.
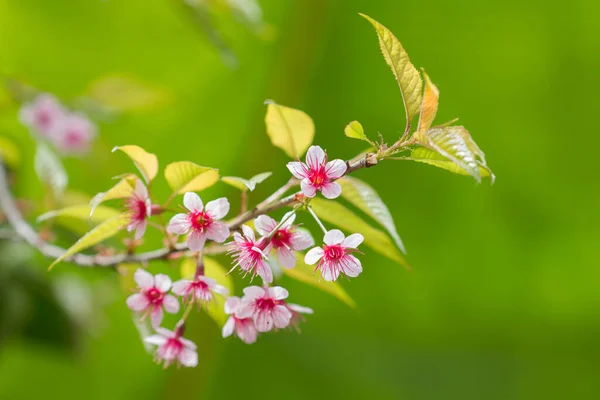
19 93 96 155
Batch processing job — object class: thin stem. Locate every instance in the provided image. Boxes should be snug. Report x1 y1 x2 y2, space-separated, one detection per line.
266 207 298 239
306 205 327 234
240 191 248 214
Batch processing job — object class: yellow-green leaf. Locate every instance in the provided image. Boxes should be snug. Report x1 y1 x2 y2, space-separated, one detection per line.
264 101 314 159
344 120 372 144
414 126 494 183
0 137 20 168
222 172 272 192
417 71 440 132
338 176 406 254
89 177 136 217
408 146 494 182
360 14 423 124
180 257 233 326
164 161 219 194
49 213 130 270
283 253 355 308
38 204 121 224
310 198 409 269
112 145 158 183
86 74 169 111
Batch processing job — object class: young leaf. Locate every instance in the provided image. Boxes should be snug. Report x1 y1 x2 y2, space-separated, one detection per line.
0 137 21 168
179 257 233 326
310 198 410 269
360 14 423 125
112 145 158 183
86 74 169 112
417 71 440 132
407 147 495 182
34 143 67 199
38 204 121 224
89 177 136 217
221 171 272 192
283 253 356 308
48 213 130 270
264 101 315 159
164 161 219 194
338 176 406 254
414 126 493 183
344 120 373 145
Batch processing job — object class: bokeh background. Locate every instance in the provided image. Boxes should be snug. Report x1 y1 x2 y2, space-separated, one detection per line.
1 0 599 399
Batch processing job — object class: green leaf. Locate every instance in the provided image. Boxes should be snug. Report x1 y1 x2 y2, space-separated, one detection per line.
414 126 494 183
264 101 315 159
164 161 220 194
48 213 130 270
180 257 233 326
283 253 356 308
360 13 423 125
222 171 272 192
38 204 121 224
0 137 20 168
310 198 410 269
338 176 406 254
417 71 440 132
86 74 169 112
89 177 136 217
34 143 67 199
407 147 494 182
344 120 373 144
112 145 158 183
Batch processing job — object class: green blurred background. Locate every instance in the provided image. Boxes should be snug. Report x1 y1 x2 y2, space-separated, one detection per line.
1 0 599 399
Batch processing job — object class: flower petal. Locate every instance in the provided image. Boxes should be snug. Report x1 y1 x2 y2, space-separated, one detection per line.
151 306 164 327
134 180 148 199
167 213 191 235
222 317 235 337
286 161 308 179
237 319 258 344
321 263 340 282
255 310 274 332
187 230 206 252
205 197 230 220
290 229 314 251
224 296 241 314
324 229 345 245
179 348 198 367
287 303 314 314
235 301 255 319
325 159 347 180
272 305 292 329
134 268 154 289
134 219 147 240
257 260 273 284
304 247 324 265
241 225 256 242
254 215 277 237
305 145 326 170
144 334 167 346
206 221 230 243
172 279 191 296
126 293 149 311
342 233 364 249
321 181 342 199
242 285 265 300
183 192 203 212
154 274 172 292
280 211 296 228
269 286 289 300
341 255 362 278
211 283 229 296
300 179 317 198
276 247 297 269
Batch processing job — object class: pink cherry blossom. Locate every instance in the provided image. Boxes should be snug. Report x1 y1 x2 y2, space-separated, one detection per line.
49 112 97 155
222 296 258 344
228 225 273 284
304 229 364 281
254 212 313 269
235 286 292 332
126 269 180 326
145 326 198 368
287 145 347 199
18 93 65 137
172 275 229 306
125 180 152 240
167 192 230 252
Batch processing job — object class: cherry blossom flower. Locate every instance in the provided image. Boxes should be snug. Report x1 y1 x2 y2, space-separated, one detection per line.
236 286 292 332
49 112 97 155
287 145 347 199
18 93 65 137
304 229 364 281
228 225 273 283
126 269 180 326
222 296 258 344
167 192 230 252
125 180 152 240
145 326 198 368
172 275 229 306
254 212 313 270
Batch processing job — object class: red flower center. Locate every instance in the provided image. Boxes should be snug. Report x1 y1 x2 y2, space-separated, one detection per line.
145 287 164 304
256 297 276 311
127 197 148 222
307 165 328 188
190 211 213 231
324 244 346 261
65 130 84 146
271 229 292 248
